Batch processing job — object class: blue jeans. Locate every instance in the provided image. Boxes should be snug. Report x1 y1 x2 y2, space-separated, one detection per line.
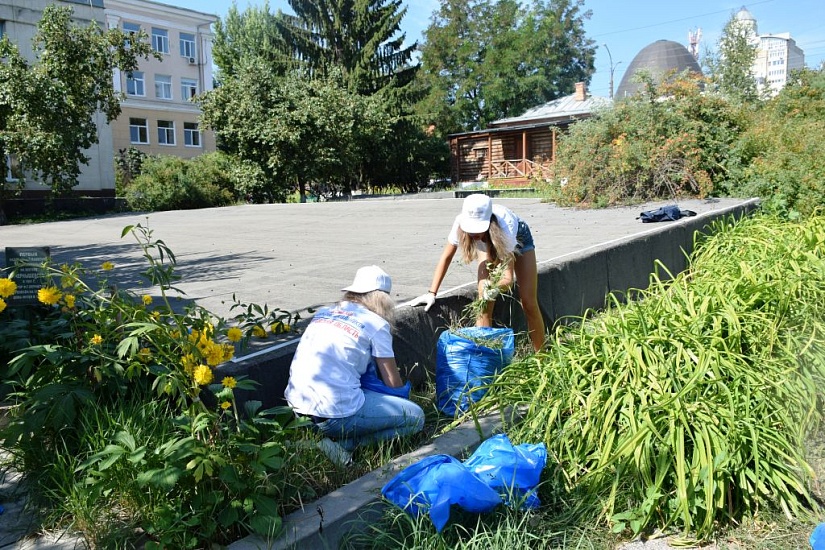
315 390 425 452
515 220 535 255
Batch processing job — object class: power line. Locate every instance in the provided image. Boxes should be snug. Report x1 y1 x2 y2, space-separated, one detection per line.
591 0 777 38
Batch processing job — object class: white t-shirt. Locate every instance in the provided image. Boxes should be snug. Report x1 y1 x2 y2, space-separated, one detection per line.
284 301 395 418
447 203 520 254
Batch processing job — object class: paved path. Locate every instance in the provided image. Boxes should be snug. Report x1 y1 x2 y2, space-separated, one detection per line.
0 195 747 322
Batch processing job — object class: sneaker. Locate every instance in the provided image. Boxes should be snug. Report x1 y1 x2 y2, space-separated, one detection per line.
316 437 352 467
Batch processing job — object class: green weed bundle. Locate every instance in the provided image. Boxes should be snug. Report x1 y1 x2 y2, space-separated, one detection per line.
479 214 825 541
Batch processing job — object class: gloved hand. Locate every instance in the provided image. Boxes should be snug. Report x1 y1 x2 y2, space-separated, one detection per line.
481 282 500 301
404 292 436 312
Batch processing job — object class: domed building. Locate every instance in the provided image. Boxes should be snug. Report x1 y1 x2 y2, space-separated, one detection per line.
615 39 703 99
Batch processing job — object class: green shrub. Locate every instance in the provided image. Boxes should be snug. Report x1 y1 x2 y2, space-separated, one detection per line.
124 154 237 211
0 224 305 547
550 73 747 206
479 214 825 541
725 68 825 218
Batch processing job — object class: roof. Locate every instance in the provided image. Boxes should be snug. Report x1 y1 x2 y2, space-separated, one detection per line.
615 39 703 99
488 92 610 128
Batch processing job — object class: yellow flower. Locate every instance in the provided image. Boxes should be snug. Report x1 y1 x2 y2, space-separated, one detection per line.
282 324 291 332
221 344 234 362
221 376 237 389
60 274 77 288
151 311 160 320
0 298 6 314
181 353 198 375
64 294 76 308
0 278 17 298
193 364 213 386
101 261 114 271
220 401 231 410
227 327 242 342
142 294 153 305
91 334 103 345
138 347 152 363
252 325 267 338
270 321 283 334
38 287 62 306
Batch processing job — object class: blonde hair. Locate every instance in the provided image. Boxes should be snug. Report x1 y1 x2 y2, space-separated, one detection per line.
457 215 515 266
343 290 396 326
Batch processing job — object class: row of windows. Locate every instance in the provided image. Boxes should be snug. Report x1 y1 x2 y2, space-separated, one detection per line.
123 21 197 59
126 72 199 101
129 118 201 147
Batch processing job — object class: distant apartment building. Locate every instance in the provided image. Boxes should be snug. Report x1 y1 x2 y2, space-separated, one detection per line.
734 7 805 97
106 0 217 159
0 0 114 195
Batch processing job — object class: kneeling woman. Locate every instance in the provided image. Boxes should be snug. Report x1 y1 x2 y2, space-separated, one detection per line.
284 265 424 464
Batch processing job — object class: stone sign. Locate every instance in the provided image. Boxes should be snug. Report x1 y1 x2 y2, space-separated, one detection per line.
4 247 50 306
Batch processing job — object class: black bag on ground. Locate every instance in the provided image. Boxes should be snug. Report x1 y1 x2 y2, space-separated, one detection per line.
637 204 697 223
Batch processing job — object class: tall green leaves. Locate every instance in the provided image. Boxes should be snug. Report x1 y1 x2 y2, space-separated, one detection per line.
481 214 825 540
703 12 760 104
417 0 596 134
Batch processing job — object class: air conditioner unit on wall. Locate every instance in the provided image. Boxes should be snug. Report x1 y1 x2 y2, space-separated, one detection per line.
187 57 197 65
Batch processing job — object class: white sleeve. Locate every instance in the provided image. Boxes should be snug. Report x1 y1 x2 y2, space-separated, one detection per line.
371 323 395 358
447 215 461 246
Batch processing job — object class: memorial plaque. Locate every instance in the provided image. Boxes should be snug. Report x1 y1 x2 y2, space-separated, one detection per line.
5 247 50 306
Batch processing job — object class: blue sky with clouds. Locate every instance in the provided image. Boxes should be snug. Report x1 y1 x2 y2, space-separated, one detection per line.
172 0 825 100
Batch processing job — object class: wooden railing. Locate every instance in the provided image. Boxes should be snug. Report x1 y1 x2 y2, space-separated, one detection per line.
488 159 552 180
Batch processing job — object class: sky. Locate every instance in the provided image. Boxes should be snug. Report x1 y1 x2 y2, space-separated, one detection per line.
169 0 825 100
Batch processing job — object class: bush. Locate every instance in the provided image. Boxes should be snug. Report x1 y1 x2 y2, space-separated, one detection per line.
123 153 237 211
549 73 747 206
0 224 306 547
725 68 825 218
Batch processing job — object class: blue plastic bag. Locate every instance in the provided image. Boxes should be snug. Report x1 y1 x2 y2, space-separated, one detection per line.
436 327 515 416
812 522 825 550
360 358 411 399
464 434 547 509
380 454 502 532
381 434 547 532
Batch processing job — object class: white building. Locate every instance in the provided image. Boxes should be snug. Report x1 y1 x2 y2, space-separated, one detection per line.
0 0 114 196
734 7 805 97
106 0 217 159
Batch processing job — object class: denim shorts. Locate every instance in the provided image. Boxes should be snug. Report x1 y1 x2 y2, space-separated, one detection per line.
515 220 535 255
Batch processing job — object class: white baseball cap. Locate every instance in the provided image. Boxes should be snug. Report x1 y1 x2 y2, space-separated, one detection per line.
341 265 392 293
459 194 493 234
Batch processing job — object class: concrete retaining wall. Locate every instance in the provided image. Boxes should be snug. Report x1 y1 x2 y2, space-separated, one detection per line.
215 199 759 409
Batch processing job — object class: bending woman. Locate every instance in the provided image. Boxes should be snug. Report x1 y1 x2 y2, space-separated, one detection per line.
407 194 546 352
285 265 424 465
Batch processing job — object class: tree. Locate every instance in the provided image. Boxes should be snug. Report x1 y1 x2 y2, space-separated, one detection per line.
417 0 596 134
212 1 293 80
198 61 391 202
275 0 418 95
703 12 759 103
0 5 156 222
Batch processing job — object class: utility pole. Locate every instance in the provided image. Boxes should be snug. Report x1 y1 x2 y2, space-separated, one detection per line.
603 44 622 100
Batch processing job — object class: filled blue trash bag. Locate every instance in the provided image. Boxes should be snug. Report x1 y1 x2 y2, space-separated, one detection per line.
380 454 503 533
464 434 547 509
812 522 825 550
381 435 547 532
436 327 515 416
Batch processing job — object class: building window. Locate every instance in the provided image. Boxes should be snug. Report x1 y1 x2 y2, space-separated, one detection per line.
4 154 19 182
184 122 201 147
0 21 6 40
123 21 140 47
181 78 199 100
157 120 175 145
129 118 149 144
152 27 169 54
155 75 172 100
126 71 145 96
180 32 196 59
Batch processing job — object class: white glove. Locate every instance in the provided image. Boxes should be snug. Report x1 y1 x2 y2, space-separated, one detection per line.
404 292 436 312
481 283 500 301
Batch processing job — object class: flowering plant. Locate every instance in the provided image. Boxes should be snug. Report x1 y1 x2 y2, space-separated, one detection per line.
0 223 305 547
